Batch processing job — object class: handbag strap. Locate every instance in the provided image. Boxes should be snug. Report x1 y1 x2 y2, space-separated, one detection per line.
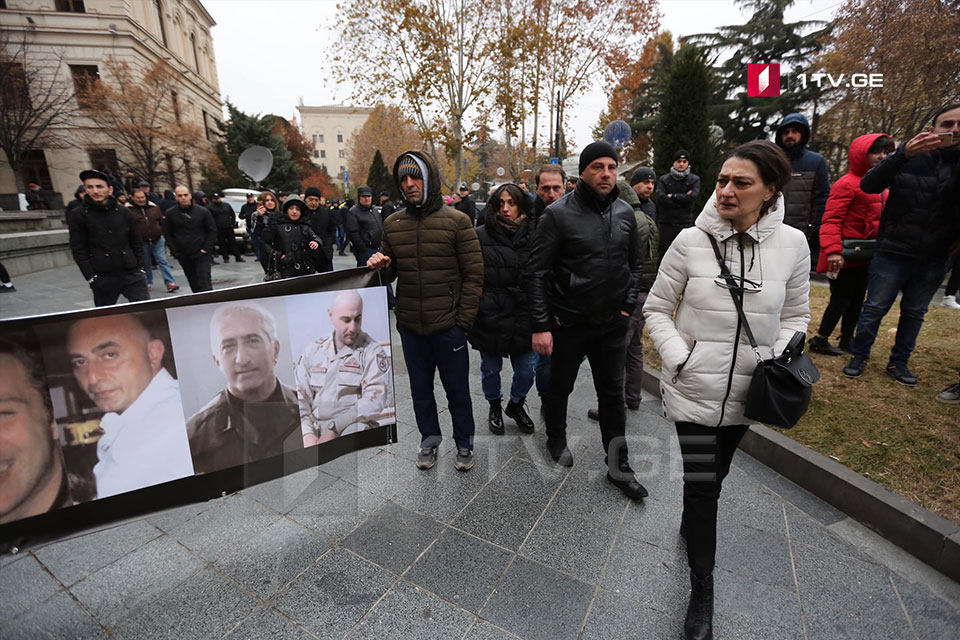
706 233 763 364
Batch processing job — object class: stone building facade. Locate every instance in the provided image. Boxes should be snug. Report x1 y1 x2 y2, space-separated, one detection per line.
297 104 373 188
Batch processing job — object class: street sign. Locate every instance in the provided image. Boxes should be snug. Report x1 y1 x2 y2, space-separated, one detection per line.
549 158 559 164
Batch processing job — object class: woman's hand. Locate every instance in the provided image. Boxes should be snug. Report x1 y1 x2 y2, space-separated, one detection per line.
827 253 843 274
308 240 319 250
257 204 266 216
366 252 391 270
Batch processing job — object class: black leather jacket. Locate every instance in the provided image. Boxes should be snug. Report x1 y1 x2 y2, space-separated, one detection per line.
67 195 144 280
163 204 217 258
526 181 644 331
344 203 383 255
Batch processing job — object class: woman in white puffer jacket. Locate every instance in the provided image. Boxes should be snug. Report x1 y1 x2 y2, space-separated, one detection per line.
643 141 810 640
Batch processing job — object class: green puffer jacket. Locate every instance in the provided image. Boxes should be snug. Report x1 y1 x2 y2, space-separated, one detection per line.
617 180 659 292
380 151 484 335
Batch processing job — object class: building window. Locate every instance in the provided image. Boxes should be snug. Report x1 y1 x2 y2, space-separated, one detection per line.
87 148 119 173
202 111 212 141
338 149 345 158
1 63 30 109
312 134 318 144
55 0 85 12
183 158 194 191
320 164 327 173
336 133 343 143
0 1 8 9
317 134 324 143
313 150 319 158
340 165 345 174
22 150 54 190
154 0 168 47
320 150 326 159
69 65 100 109
190 33 200 74
171 90 181 123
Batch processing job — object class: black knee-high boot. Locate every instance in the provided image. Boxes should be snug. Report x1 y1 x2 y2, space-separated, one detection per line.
684 570 714 640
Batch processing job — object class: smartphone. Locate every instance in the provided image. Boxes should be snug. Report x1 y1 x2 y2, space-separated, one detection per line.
936 132 955 146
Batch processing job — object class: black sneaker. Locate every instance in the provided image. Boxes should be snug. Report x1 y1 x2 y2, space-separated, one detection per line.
886 362 918 386
416 447 437 470
809 336 844 356
455 448 474 471
843 355 867 378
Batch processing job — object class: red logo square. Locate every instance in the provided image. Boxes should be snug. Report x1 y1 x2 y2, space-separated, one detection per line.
747 64 780 97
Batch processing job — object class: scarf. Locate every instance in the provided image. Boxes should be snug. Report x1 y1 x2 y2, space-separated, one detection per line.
495 213 524 235
671 167 690 179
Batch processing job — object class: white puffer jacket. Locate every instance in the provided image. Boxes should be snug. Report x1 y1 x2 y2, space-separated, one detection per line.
643 193 810 427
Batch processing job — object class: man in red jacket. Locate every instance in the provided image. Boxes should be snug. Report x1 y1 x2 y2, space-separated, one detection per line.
809 134 894 355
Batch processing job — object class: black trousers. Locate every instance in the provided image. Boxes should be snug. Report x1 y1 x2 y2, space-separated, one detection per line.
657 221 691 265
817 265 869 339
91 270 150 307
676 421 749 578
217 228 241 259
545 315 629 466
179 253 213 292
945 256 960 297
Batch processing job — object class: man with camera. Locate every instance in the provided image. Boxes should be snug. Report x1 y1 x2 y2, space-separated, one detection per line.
843 103 960 386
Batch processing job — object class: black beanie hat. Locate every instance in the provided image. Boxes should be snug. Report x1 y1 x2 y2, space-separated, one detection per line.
304 186 323 199
673 149 690 161
630 167 656 185
579 141 619 175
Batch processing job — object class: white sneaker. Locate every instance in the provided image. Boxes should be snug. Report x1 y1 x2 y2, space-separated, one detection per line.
940 295 960 310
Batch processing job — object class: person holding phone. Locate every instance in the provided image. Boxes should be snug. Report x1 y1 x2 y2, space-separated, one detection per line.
250 190 279 272
809 134 894 356
843 103 960 385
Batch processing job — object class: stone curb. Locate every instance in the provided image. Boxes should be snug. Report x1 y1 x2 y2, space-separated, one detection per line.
640 364 960 583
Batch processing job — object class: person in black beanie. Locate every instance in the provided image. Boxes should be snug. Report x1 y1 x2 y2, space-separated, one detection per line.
303 186 336 272
655 149 700 263
526 141 648 500
630 167 658 221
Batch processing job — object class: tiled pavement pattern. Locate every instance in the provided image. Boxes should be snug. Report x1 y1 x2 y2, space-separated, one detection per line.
3 259 960 639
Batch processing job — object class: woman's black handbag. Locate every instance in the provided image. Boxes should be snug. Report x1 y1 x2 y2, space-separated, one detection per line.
263 252 282 282
841 238 875 262
707 234 820 428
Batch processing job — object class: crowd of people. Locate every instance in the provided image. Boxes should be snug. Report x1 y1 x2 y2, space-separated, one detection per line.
55 102 960 640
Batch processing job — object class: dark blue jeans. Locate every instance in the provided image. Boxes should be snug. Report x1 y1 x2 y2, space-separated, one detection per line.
398 324 475 451
535 353 551 398
851 253 949 365
480 350 538 403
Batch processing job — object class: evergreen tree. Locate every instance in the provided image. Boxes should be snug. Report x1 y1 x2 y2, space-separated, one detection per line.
366 150 395 199
687 0 830 145
219 101 302 192
633 43 723 212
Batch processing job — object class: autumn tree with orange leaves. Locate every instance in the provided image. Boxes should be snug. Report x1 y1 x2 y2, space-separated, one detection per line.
346 104 423 187
81 57 210 190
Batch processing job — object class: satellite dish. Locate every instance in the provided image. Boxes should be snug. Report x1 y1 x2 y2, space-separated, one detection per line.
238 146 274 184
603 119 632 149
471 182 480 191
496 167 505 177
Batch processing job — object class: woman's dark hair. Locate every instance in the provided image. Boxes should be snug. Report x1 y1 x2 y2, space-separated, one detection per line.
489 183 532 219
724 140 793 215
867 135 895 154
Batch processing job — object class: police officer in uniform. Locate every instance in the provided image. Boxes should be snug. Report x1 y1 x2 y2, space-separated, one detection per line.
296 290 392 446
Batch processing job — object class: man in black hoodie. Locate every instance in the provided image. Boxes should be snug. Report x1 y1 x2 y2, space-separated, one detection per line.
164 186 217 292
67 169 149 306
527 141 648 500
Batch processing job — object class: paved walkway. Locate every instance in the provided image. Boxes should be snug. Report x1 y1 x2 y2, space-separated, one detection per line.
2 260 960 639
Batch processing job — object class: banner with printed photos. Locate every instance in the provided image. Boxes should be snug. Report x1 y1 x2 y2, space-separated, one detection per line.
0 269 396 550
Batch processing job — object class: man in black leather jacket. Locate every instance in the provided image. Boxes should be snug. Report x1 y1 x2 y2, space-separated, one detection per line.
527 141 648 500
344 185 383 267
303 186 336 272
67 169 149 306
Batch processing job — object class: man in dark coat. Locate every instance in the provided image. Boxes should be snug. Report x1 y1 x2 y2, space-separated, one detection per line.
774 113 831 262
67 169 149 306
630 166 658 221
527 141 648 500
303 186 336 272
454 183 478 225
208 192 244 263
655 149 700 263
344 185 383 267
843 103 960 386
128 189 179 293
379 191 396 221
163 186 217 292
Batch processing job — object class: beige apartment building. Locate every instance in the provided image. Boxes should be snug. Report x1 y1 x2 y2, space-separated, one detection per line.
0 0 222 208
297 104 373 186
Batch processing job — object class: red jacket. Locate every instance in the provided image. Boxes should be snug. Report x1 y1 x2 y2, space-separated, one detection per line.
816 133 889 273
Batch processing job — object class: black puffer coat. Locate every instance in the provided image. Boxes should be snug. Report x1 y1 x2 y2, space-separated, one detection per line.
861 143 960 259
345 203 383 255
526 180 643 331
655 171 701 225
260 197 320 277
468 208 534 356
67 195 145 280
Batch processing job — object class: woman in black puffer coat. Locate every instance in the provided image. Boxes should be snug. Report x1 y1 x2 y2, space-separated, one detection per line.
260 196 320 278
469 183 537 435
